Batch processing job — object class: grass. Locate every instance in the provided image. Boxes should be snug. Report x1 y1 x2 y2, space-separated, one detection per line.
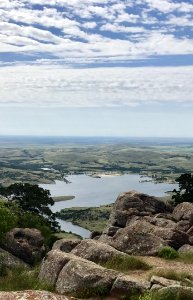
54 230 82 240
148 269 193 283
73 285 110 298
0 265 54 292
179 252 193 264
102 255 150 272
138 289 193 300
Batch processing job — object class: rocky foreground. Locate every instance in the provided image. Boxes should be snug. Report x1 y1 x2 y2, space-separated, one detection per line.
1 191 193 299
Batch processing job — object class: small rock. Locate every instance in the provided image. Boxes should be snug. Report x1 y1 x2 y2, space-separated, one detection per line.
150 275 180 287
111 275 150 297
178 244 193 254
52 239 80 253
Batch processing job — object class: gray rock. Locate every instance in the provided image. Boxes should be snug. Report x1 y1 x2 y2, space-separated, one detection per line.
157 285 193 298
172 202 193 223
39 250 81 285
1 228 45 264
0 247 28 269
178 244 193 254
56 259 118 296
111 275 150 297
52 239 80 252
150 275 180 287
71 239 129 264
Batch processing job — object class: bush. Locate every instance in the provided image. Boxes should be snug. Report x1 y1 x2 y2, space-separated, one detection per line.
158 246 179 260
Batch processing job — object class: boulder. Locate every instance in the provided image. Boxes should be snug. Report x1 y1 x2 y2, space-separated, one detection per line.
178 244 193 254
52 239 80 253
56 259 118 296
71 239 129 264
172 202 193 223
111 275 150 298
156 285 193 298
150 275 180 287
107 191 172 229
0 247 28 269
0 291 70 300
39 250 82 285
1 228 45 264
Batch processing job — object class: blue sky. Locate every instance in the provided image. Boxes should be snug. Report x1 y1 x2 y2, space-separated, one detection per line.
0 0 193 137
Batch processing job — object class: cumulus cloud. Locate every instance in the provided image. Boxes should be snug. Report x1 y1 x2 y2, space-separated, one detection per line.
0 65 193 107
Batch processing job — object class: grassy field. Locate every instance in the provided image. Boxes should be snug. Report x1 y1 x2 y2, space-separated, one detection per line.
0 138 193 185
56 204 113 232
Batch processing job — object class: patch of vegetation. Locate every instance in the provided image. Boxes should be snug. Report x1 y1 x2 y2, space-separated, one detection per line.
102 255 150 272
72 285 109 298
53 195 75 202
179 252 193 264
56 204 113 232
138 289 193 300
158 246 179 260
0 265 54 292
54 231 82 240
149 269 193 283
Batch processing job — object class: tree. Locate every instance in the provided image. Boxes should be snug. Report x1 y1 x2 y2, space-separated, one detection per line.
172 173 193 205
0 201 17 241
0 183 59 231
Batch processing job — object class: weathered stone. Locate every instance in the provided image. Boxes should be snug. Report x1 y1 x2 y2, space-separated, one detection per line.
110 275 150 297
150 275 180 287
178 244 193 254
172 202 193 223
52 239 80 253
150 284 163 291
0 291 70 300
71 239 129 264
0 247 28 269
1 228 45 264
56 259 118 296
39 250 82 285
156 285 193 297
175 220 192 232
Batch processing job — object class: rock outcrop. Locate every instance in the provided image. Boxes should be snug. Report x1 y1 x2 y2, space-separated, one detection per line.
0 247 27 269
39 240 149 298
1 228 45 264
52 239 80 253
99 191 193 255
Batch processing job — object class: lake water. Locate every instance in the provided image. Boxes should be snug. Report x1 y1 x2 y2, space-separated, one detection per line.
40 174 177 238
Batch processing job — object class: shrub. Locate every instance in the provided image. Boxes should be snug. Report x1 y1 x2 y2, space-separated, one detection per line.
158 246 179 260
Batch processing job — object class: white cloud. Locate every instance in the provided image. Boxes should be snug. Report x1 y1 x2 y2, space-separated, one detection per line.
0 65 193 107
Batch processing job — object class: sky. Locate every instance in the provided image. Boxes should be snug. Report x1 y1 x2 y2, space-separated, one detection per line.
0 0 193 137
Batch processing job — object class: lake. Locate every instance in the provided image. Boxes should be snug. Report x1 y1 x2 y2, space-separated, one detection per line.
40 174 177 238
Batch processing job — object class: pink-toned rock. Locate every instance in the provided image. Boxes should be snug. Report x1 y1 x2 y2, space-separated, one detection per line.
0 291 70 300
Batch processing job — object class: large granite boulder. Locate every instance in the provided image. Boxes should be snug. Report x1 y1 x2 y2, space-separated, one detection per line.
71 239 130 264
99 191 193 255
56 259 118 296
39 250 86 285
106 191 172 229
0 291 70 300
1 228 45 264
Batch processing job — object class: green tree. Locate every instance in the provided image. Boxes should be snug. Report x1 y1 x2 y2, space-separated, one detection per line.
0 201 17 241
172 173 193 205
0 183 59 231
